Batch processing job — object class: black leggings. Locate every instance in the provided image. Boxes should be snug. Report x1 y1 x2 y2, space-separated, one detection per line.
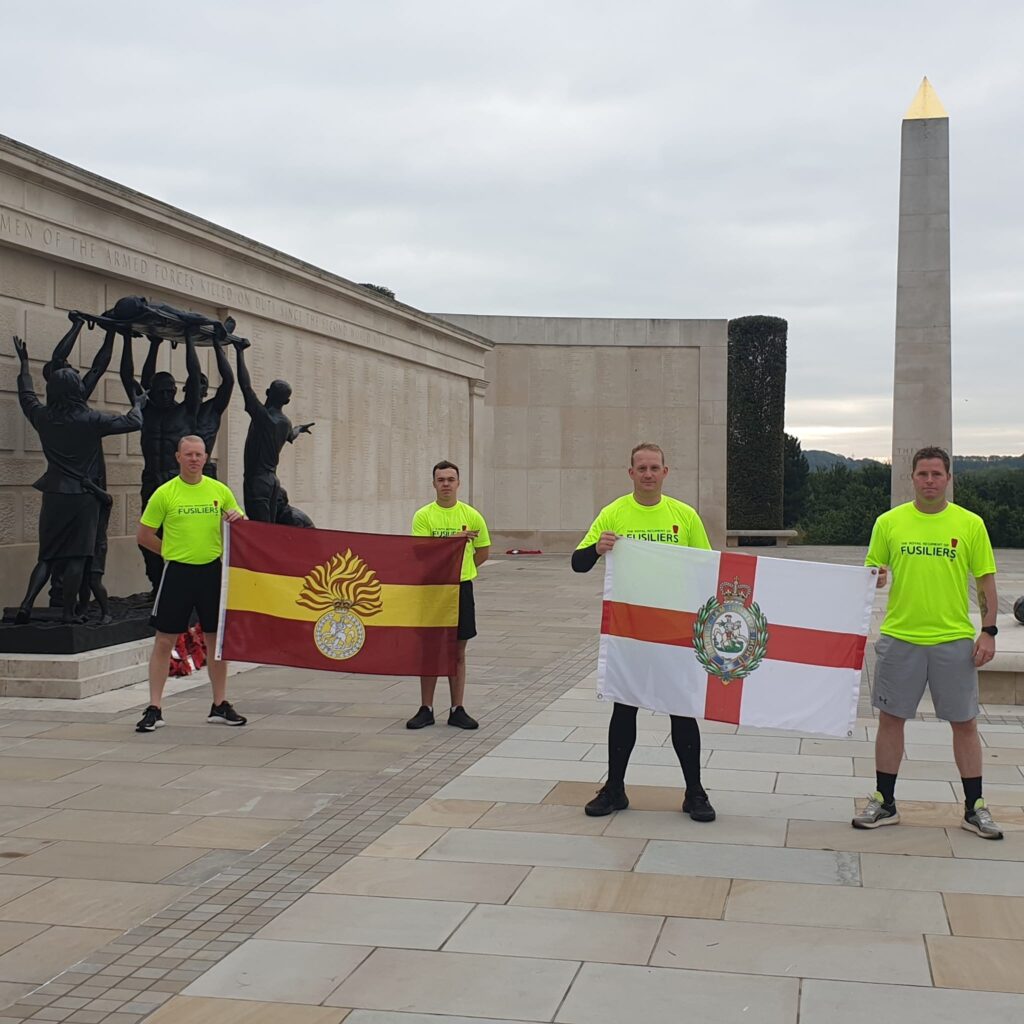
607 702 704 793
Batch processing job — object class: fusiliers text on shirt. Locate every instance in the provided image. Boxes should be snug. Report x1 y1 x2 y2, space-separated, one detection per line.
899 541 958 560
177 503 220 516
431 529 466 537
626 530 681 543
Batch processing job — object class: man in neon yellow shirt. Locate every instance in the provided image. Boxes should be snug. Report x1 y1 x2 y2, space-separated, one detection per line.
408 460 490 730
135 435 245 733
572 442 716 822
855 446 1002 838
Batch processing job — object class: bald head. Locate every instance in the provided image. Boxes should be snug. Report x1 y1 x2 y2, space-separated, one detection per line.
176 435 208 482
177 435 206 453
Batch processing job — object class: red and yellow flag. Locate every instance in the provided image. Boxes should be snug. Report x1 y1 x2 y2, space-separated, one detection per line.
217 520 463 676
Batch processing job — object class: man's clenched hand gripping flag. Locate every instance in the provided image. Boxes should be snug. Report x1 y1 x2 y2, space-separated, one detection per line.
217 520 464 676
599 540 876 737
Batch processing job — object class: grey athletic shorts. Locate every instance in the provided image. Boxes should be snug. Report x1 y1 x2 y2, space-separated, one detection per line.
872 634 978 722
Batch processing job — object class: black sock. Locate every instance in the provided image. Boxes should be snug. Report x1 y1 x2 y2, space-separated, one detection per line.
670 715 703 794
876 771 897 806
606 703 637 790
962 776 982 811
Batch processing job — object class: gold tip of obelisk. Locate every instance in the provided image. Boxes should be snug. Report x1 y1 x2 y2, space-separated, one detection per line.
904 77 948 119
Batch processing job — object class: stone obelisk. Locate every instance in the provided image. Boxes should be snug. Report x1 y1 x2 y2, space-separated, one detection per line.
891 77 952 505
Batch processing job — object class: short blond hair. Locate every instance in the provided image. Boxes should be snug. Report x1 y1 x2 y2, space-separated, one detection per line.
177 435 206 452
630 442 665 466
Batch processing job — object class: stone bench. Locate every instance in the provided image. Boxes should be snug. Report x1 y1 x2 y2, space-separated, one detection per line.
726 530 799 548
978 614 1024 705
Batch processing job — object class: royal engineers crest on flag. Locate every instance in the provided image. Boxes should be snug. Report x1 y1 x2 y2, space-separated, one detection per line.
693 577 769 683
595 539 873 735
296 549 384 660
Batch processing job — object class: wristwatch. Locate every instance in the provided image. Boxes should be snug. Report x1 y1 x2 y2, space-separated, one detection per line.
981 625 998 637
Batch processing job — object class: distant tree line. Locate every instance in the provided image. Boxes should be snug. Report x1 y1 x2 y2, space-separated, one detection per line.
783 436 1024 547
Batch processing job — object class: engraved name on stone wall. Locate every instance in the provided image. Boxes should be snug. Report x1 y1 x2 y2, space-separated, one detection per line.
0 207 357 343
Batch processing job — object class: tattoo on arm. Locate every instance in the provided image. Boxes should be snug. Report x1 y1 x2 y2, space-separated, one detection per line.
978 586 988 618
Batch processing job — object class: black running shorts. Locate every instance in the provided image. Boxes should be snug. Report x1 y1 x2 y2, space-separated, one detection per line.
458 580 477 642
151 559 223 635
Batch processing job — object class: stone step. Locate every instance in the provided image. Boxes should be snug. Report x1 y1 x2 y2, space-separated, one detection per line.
0 639 249 700
1 660 150 699
0 637 152 681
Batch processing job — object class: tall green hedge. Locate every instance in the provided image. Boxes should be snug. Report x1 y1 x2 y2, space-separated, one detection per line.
727 315 788 529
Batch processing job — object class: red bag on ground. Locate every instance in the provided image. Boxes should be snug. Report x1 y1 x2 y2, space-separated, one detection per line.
188 625 208 670
167 625 208 677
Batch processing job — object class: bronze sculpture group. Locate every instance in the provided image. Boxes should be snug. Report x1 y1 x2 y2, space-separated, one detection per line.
11 298 315 624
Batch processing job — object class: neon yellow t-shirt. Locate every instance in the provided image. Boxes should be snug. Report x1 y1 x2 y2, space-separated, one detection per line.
577 494 712 550
865 501 996 645
411 500 491 581
140 475 241 565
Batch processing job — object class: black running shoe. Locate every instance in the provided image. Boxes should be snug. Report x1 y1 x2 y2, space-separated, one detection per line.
683 789 716 822
448 706 479 730
207 701 247 726
406 706 435 729
136 705 164 733
585 784 629 817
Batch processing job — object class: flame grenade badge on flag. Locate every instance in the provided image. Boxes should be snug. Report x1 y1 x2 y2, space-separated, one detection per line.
597 539 876 737
217 520 464 676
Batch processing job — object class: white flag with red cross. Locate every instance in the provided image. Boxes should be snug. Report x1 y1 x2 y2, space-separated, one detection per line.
597 540 876 737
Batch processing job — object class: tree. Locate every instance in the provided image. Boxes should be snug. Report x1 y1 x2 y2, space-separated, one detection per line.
800 463 890 545
793 462 1024 547
727 315 788 530
954 471 1024 547
783 433 809 528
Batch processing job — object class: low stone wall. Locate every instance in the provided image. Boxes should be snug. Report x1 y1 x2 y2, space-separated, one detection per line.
978 614 1024 706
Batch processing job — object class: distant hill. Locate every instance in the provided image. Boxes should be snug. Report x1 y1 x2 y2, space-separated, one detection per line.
954 455 1024 473
805 450 884 472
805 450 1024 473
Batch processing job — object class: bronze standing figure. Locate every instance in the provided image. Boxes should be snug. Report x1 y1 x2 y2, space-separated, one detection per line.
235 342 315 526
120 331 202 591
13 336 145 624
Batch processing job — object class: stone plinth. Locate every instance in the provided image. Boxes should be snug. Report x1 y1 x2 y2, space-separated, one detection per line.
0 593 154 654
0 637 152 698
0 637 255 699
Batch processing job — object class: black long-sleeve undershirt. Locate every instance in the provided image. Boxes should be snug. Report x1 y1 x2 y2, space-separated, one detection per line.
571 543 600 573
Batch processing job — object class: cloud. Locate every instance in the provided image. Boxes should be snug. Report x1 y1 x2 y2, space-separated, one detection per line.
2 1 1023 454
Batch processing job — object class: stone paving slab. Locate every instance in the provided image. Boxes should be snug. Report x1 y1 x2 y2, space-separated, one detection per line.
0 557 597 1021
1 549 1024 1022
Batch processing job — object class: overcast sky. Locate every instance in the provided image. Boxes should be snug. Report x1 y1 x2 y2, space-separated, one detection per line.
2 2 1022 458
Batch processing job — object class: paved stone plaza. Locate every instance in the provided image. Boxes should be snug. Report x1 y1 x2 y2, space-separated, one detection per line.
1 549 1024 1022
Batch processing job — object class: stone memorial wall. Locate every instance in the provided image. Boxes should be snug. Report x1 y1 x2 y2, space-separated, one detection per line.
0 137 491 607
0 137 728 612
438 314 728 550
